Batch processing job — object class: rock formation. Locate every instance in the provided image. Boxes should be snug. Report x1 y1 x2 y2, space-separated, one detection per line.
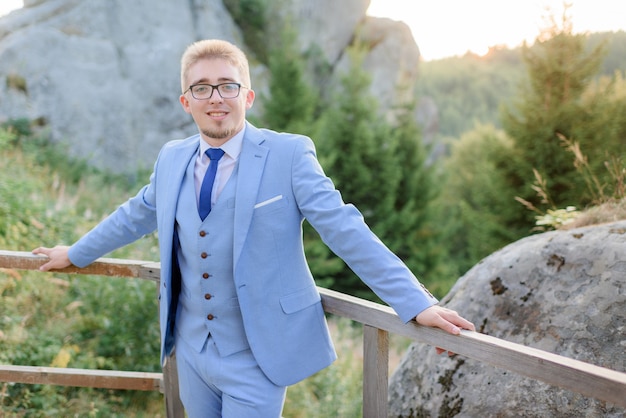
388 220 626 417
0 0 422 173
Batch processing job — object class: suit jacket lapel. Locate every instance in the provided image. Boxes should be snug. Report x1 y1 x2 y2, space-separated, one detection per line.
233 124 268 267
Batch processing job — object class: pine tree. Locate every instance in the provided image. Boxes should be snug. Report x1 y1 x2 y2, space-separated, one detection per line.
434 124 523 278
378 100 447 295
258 23 318 135
501 7 608 210
309 47 443 299
433 9 624 277
306 47 394 299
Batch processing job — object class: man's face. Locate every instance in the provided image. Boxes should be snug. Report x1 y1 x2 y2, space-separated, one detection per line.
180 58 254 146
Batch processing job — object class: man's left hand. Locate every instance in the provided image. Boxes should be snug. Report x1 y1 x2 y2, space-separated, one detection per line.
415 305 475 355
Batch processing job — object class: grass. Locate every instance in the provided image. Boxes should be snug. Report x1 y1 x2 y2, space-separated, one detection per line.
560 198 626 229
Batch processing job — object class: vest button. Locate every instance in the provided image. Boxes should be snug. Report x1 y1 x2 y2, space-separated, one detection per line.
207 314 214 320
202 273 210 279
201 252 208 258
199 230 207 237
204 293 211 300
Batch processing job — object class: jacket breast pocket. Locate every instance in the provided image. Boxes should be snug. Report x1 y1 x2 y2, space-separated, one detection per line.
253 194 288 216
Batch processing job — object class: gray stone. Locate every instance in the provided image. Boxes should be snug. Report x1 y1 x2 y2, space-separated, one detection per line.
0 0 244 173
0 0 422 174
389 221 626 417
279 0 369 66
355 17 420 119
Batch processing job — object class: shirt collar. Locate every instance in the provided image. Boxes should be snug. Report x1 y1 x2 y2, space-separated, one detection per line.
199 124 245 161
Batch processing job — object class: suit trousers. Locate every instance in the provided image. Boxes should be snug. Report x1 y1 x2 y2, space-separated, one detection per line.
175 332 287 417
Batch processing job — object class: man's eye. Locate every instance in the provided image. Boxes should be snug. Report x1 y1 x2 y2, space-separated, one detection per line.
222 84 237 91
194 85 210 94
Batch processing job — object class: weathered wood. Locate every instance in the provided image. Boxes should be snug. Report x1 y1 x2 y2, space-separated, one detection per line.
0 250 161 282
319 287 626 408
363 325 389 418
0 365 162 391
162 353 185 418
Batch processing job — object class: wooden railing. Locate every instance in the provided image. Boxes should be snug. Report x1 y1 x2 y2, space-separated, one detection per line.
1 250 625 417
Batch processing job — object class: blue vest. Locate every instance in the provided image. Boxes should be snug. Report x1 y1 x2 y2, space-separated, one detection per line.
174 153 248 356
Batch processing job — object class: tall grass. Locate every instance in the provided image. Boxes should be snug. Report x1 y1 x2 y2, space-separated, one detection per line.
283 317 411 418
0 121 163 416
515 133 626 231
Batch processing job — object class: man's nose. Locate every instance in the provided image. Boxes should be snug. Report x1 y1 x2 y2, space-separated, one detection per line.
208 88 223 102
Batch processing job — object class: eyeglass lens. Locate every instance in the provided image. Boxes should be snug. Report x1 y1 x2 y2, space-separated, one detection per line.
190 83 240 99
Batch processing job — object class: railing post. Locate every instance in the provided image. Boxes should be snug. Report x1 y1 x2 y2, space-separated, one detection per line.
162 353 184 418
363 325 389 418
157 281 184 418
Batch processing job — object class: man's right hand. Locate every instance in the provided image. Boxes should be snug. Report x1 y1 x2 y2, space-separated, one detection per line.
31 245 72 271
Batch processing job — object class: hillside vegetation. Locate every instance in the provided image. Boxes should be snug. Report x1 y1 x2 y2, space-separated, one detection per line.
0 14 625 418
422 28 626 276
417 30 626 142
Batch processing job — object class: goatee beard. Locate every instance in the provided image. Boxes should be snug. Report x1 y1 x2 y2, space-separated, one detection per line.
202 127 234 140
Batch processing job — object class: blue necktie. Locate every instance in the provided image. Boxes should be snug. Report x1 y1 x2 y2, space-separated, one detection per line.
198 148 225 221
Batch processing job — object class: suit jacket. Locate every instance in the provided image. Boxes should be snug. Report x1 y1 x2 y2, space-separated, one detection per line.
68 122 438 386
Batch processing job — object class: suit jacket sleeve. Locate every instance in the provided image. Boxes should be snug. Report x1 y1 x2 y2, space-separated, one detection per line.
290 136 438 322
67 171 158 268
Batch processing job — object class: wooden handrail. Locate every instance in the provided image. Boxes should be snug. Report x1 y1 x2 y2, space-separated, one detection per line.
1 250 625 417
0 250 161 281
0 365 162 391
319 286 626 408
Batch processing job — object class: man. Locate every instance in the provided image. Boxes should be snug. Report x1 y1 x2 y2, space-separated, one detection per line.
33 39 474 417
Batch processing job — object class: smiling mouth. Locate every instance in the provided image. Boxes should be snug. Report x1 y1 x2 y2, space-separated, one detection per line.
207 111 227 117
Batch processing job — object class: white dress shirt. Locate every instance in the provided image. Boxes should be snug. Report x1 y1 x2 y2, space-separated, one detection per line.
194 126 244 208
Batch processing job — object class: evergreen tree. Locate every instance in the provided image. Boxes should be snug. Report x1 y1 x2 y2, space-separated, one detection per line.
433 10 624 277
378 101 447 295
258 23 318 135
308 47 443 299
306 47 394 299
568 71 626 202
434 124 523 278
501 8 609 212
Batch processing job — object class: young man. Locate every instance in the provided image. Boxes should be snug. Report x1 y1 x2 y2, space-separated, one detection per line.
33 39 474 417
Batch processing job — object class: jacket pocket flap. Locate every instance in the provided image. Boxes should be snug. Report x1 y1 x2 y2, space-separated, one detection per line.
279 286 321 314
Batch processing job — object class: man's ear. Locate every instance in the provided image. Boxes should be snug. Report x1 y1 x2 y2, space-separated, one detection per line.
180 94 192 114
245 88 255 110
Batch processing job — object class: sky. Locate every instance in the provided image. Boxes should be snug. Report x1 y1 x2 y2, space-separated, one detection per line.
1 1 625 61
367 0 626 60
0 0 22 17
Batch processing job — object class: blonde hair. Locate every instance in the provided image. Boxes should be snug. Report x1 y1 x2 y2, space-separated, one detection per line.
180 39 251 93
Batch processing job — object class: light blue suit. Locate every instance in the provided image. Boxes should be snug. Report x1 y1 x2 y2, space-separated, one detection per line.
68 121 438 388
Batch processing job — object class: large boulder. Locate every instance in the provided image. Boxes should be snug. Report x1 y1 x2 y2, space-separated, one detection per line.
339 16 420 123
0 0 243 174
279 0 369 66
389 220 626 417
0 0 423 174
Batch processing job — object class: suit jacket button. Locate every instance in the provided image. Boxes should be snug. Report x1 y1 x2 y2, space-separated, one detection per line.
199 230 206 237
204 293 211 300
207 314 214 320
201 252 208 258
202 273 210 279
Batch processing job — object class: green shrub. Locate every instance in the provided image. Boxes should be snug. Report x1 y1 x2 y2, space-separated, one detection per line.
0 123 162 415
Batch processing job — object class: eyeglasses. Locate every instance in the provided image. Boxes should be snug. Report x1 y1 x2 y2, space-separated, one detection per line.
185 82 246 100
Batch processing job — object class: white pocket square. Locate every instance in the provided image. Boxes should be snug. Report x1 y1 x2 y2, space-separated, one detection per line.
254 195 283 209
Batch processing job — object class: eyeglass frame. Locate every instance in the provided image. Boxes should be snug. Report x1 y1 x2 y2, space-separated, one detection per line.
184 82 248 100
